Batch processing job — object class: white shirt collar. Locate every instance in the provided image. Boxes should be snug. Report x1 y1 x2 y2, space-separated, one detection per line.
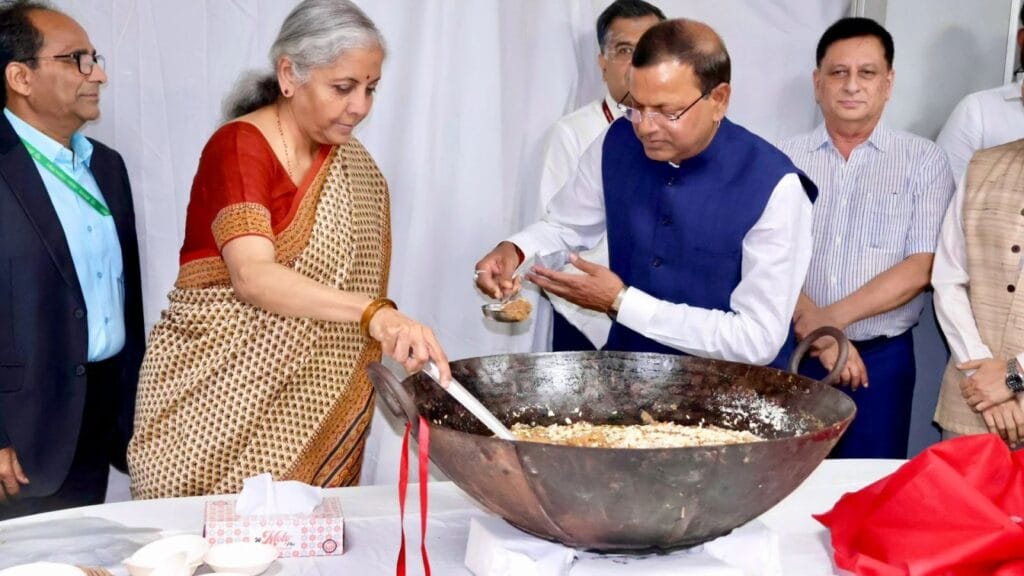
603 93 624 120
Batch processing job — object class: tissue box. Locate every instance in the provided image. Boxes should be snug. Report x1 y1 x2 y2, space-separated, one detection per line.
203 497 344 558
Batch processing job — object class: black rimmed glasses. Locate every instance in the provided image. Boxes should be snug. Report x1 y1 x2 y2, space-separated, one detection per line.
21 51 105 75
616 88 712 125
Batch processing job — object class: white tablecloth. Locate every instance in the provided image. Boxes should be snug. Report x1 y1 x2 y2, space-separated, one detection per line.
0 459 904 575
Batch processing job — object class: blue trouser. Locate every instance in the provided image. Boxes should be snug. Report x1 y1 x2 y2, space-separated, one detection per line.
799 330 915 459
551 310 598 352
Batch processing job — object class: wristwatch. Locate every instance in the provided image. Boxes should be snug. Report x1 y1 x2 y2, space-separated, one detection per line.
1007 359 1024 394
608 286 628 321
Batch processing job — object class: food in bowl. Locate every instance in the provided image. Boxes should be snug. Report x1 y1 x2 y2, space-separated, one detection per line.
509 421 761 448
481 298 534 322
498 298 532 321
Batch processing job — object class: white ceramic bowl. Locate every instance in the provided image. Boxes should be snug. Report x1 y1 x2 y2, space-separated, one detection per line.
203 543 278 575
0 564 84 576
123 534 210 576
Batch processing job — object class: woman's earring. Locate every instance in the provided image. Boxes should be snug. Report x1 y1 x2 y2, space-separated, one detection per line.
282 88 292 97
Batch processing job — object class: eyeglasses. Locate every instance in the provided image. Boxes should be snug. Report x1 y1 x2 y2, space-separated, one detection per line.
616 88 712 125
605 44 635 64
21 51 105 75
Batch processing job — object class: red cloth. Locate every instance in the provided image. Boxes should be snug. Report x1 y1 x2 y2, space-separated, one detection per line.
816 434 1024 575
179 122 329 265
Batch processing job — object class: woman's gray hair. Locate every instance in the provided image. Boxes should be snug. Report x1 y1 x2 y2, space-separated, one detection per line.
222 0 385 120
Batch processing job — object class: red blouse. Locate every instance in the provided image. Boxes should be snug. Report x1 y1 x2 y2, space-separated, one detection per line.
179 122 331 266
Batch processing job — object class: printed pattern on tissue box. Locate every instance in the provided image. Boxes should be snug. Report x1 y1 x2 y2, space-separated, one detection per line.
204 497 344 557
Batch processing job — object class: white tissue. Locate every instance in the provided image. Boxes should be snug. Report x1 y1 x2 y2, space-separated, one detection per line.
465 516 781 576
703 521 781 576
465 517 576 576
572 552 742 576
234 473 323 516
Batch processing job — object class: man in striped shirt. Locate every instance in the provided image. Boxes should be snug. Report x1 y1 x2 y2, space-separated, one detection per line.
779 17 955 458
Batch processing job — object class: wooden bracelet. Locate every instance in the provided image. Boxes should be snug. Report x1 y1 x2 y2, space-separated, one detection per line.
360 297 397 338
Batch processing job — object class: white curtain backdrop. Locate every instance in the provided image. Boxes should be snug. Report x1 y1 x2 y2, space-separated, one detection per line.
55 0 848 486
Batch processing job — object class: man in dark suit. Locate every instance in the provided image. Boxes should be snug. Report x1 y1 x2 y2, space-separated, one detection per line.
0 1 143 519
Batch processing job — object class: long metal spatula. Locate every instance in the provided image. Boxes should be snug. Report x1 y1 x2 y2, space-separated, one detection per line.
421 361 516 441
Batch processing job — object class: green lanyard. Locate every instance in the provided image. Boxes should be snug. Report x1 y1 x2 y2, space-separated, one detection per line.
20 137 111 217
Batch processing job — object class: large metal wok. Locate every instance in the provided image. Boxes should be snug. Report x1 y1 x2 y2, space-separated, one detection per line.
367 327 855 552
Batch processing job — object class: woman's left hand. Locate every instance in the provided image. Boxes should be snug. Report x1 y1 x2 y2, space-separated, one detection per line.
368 307 451 384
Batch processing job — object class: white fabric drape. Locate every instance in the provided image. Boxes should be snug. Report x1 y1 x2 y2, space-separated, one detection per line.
56 0 848 485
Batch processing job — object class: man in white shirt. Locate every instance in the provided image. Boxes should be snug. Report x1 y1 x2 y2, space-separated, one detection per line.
536 0 664 353
476 19 816 370
779 18 956 458
932 139 1024 446
936 6 1024 187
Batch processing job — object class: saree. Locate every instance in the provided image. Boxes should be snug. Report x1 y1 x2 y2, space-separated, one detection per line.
128 123 391 499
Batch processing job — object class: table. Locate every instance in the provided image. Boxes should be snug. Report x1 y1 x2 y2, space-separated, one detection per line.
0 459 904 575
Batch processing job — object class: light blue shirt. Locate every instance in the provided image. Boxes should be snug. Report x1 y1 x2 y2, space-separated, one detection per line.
5 108 125 361
779 122 955 340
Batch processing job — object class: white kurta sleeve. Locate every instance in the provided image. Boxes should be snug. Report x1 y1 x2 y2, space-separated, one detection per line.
931 176 996 364
507 130 608 258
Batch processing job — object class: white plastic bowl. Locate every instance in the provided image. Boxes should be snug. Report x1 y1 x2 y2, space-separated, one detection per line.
123 534 210 576
0 564 84 576
203 542 278 575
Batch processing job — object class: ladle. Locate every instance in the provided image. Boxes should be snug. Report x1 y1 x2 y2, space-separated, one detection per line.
421 360 515 440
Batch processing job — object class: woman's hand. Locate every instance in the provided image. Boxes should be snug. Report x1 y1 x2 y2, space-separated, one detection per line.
368 308 451 384
222 237 452 382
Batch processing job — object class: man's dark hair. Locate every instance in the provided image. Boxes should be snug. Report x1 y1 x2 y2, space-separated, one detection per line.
632 19 730 94
0 1 53 106
815 17 894 69
596 0 666 53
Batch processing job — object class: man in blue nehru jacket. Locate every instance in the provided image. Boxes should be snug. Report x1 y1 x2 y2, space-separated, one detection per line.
476 19 816 369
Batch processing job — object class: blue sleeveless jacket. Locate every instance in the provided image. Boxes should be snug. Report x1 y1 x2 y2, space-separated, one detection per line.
601 117 817 369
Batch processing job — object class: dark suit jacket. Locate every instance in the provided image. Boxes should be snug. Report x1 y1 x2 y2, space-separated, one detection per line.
0 114 144 498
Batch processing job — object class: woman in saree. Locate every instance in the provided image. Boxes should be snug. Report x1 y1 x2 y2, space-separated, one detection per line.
128 0 450 498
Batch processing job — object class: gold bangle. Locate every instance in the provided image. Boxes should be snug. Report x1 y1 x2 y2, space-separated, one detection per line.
360 297 397 339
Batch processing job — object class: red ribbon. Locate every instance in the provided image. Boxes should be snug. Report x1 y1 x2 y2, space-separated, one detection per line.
397 416 431 576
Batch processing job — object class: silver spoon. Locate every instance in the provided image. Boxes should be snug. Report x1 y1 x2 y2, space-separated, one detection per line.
481 299 531 323
481 263 527 323
480 250 573 323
